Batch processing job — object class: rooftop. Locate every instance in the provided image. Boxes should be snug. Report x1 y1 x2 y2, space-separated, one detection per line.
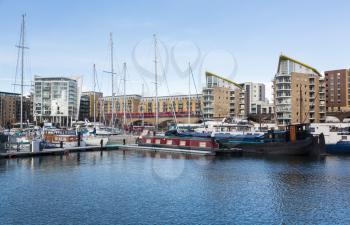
277 54 322 76
205 71 243 89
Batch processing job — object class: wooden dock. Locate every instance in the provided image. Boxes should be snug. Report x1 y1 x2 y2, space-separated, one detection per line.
0 144 215 159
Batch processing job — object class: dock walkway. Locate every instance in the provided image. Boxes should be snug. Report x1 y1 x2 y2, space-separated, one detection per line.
108 144 215 156
0 144 214 159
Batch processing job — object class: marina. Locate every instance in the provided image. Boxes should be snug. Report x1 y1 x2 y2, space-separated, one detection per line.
1 1 350 224
1 150 350 224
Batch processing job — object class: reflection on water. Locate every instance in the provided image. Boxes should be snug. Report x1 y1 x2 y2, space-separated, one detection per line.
1 151 350 224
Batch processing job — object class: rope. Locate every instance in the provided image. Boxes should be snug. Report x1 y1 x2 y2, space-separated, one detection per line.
189 65 205 123
157 39 178 128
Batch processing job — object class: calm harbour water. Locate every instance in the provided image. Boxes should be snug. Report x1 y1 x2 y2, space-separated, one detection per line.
1 151 350 225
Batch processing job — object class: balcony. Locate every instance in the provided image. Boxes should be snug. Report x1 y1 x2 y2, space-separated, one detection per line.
276 107 291 113
275 73 290 77
276 100 291 105
276 95 291 99
276 85 291 91
275 79 291 84
276 114 291 120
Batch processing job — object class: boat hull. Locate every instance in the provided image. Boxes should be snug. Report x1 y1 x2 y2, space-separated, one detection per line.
326 142 350 154
83 137 108 147
216 136 317 156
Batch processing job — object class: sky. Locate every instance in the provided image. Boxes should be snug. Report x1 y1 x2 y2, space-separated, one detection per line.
0 0 350 100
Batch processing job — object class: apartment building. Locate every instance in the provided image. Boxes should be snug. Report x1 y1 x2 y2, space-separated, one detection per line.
101 94 202 125
33 76 82 126
243 82 274 115
0 92 20 128
202 72 244 120
274 55 325 127
80 91 103 121
325 69 350 112
0 92 33 128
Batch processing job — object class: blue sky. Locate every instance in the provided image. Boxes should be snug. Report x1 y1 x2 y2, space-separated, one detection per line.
0 0 349 99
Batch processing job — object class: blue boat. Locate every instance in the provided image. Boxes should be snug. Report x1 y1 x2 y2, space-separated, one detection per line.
326 141 350 154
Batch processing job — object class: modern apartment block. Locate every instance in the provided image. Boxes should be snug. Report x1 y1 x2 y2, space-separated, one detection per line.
243 82 274 115
33 76 82 126
202 72 245 120
324 69 350 112
273 55 325 127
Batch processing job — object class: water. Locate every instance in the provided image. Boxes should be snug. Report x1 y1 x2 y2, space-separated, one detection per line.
1 151 350 225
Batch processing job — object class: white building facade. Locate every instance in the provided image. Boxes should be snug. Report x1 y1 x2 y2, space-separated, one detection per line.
33 76 82 126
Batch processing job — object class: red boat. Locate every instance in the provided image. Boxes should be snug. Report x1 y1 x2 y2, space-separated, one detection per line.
138 135 219 151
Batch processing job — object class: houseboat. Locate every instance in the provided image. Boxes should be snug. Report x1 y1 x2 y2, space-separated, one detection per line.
215 124 324 156
138 130 218 151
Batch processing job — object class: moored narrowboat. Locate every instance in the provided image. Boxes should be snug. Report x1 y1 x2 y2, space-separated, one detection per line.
139 135 218 151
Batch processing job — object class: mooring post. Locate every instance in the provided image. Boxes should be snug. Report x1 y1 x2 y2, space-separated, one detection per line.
77 131 81 147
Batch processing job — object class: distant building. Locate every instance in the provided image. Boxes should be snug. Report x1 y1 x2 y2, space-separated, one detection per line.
243 82 274 115
79 91 103 122
203 72 245 120
79 95 90 121
0 92 20 128
325 69 350 112
101 94 202 126
0 91 32 128
273 55 326 128
33 76 82 126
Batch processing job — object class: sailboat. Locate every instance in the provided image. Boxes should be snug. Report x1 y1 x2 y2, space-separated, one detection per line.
82 64 109 147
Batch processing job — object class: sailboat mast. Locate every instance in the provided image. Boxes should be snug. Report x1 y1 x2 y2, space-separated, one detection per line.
93 64 96 126
110 33 115 129
188 62 191 124
17 14 27 129
141 83 144 127
153 34 159 131
299 85 302 123
123 62 127 128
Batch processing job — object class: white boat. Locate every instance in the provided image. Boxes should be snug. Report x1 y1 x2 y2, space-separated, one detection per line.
310 123 350 154
83 135 108 147
310 123 350 144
